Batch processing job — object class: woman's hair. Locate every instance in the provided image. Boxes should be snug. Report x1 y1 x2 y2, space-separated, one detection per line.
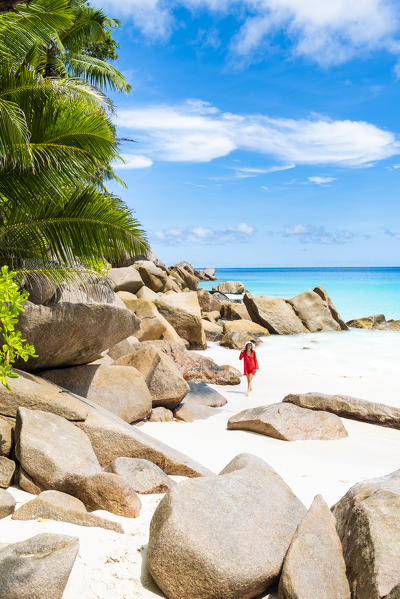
245 341 254 352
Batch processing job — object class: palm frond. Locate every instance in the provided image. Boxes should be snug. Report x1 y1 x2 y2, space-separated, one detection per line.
0 0 73 67
0 184 148 265
0 97 29 167
60 4 107 52
66 53 131 92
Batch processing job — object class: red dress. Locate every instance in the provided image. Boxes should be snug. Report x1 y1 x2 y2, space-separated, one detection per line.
239 350 259 375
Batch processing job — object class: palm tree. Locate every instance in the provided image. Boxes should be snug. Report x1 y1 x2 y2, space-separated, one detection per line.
0 0 147 285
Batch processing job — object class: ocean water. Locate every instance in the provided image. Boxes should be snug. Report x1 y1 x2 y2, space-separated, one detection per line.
198 267 400 321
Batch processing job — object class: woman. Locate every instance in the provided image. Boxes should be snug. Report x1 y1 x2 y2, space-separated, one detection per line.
239 341 259 396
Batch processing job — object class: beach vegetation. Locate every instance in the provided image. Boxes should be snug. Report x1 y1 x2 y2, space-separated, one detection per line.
0 0 146 385
0 266 37 389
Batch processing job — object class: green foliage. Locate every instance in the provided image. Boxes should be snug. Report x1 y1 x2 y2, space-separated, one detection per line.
0 0 147 285
0 266 36 389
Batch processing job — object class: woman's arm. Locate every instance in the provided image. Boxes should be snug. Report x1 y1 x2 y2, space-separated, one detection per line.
239 351 244 360
254 351 259 369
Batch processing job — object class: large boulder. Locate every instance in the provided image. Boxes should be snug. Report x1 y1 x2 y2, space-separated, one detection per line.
0 369 88 421
113 246 166 269
15 407 101 494
220 302 251 320
346 314 386 329
222 319 269 336
134 260 168 292
195 268 216 281
220 331 259 350
332 468 400 542
107 335 139 360
116 345 189 409
118 295 182 343
107 266 144 294
170 264 199 291
333 472 400 599
5 371 211 479
154 292 206 349
244 294 306 335
283 392 400 429
158 342 241 385
174 401 219 423
279 495 350 599
73 471 141 517
79 408 212 477
203 267 216 279
147 454 306 599
0 416 13 456
227 403 348 441
104 457 175 494
213 281 245 294
0 533 78 599
14 301 140 371
0 488 15 518
197 289 223 312
202 319 223 341
186 382 227 407
314 286 349 330
0 456 15 488
149 407 174 422
41 364 152 423
287 289 342 332
24 275 57 305
201 310 221 324
136 285 159 300
12 490 123 533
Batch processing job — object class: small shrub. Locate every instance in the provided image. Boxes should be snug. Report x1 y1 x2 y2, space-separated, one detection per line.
0 266 37 389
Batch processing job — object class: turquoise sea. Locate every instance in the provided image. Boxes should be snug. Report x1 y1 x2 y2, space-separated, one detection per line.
198 267 400 322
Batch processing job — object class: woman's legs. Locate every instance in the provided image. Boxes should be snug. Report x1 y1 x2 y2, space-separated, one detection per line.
245 373 254 395
248 372 254 391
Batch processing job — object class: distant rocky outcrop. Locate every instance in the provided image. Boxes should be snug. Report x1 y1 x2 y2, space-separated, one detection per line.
347 314 400 330
244 294 306 335
154 291 206 349
213 280 245 294
244 287 348 335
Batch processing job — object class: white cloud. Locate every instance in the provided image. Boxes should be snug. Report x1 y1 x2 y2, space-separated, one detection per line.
308 176 336 184
91 0 400 67
283 224 355 244
116 99 400 166
152 222 255 244
113 154 153 169
233 164 295 177
230 0 400 67
93 0 173 38
261 185 269 191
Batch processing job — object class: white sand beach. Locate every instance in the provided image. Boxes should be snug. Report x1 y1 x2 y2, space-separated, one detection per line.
1 329 400 598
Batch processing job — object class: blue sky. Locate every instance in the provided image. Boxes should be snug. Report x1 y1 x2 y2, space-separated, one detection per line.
91 0 400 267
